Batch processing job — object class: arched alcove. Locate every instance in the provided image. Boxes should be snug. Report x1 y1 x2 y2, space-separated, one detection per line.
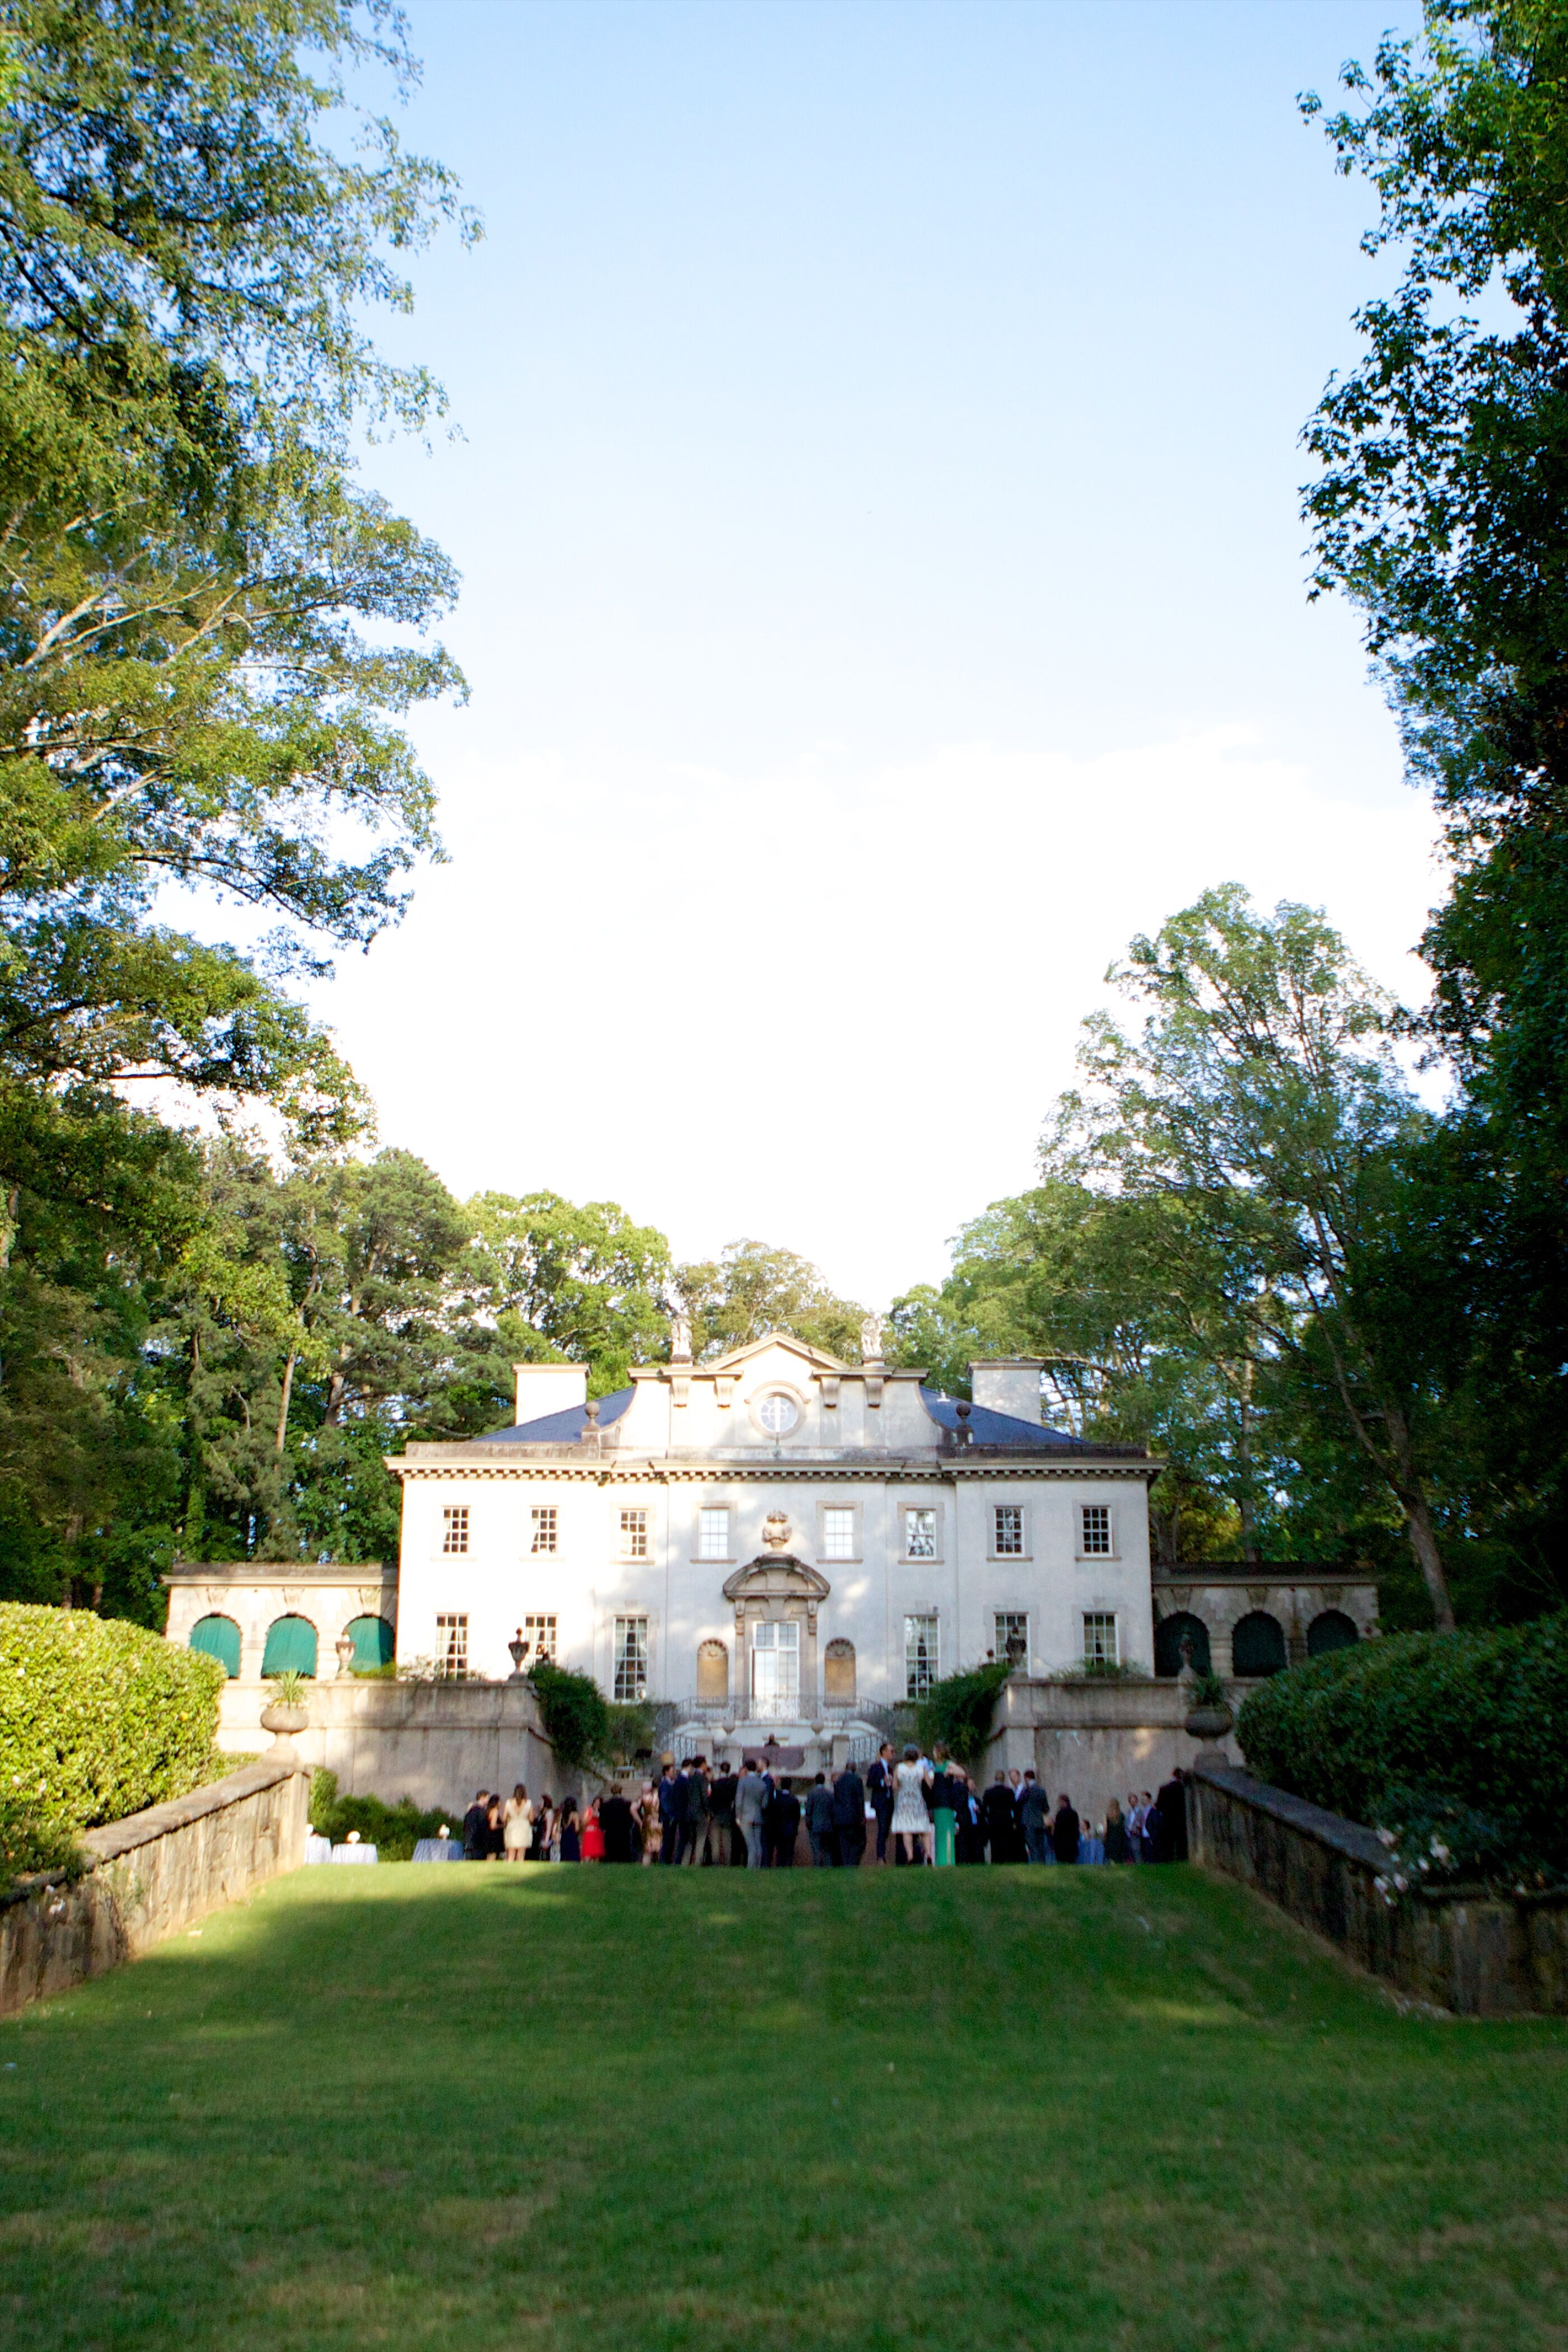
344 1614 394 1671
823 1637 856 1702
1308 1608 1359 1659
1154 1612 1211 1678
696 1639 729 1701
1231 1611 1287 1678
189 1614 241 1679
260 1613 318 1678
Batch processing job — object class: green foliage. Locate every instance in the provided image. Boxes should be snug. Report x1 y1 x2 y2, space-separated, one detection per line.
605 1701 656 1764
0 1799 85 1896
466 1192 674 1399
306 1766 444 1863
526 1659 612 1777
914 1661 1012 1769
265 1669 307 1707
1237 1611 1568 1878
0 1598 224 1830
675 1239 865 1364
1300 2 1568 1621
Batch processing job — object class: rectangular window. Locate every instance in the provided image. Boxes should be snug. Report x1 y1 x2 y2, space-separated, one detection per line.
530 1505 557 1556
904 1507 937 1560
993 1504 1024 1556
620 1508 648 1560
1083 1612 1119 1667
822 1507 856 1561
524 1613 557 1663
904 1613 940 1698
697 1506 730 1561
614 1614 649 1702
436 1613 468 1677
994 1610 1029 1664
441 1505 469 1555
1079 1502 1112 1556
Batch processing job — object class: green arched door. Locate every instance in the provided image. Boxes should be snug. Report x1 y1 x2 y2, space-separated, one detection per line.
344 1614 394 1670
189 1613 241 1678
261 1614 318 1678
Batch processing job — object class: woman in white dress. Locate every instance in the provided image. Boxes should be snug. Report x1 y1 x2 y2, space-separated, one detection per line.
890 1744 933 1865
502 1782 533 1863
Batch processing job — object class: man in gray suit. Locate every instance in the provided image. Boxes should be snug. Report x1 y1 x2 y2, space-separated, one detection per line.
735 1758 767 1868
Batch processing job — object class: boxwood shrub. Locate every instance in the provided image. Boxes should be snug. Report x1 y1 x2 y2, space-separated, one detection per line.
0 1600 226 1833
1236 1611 1568 1876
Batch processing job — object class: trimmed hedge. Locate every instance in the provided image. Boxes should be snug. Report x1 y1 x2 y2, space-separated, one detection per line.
0 1600 226 1833
308 1769 445 1863
1236 1611 1568 1877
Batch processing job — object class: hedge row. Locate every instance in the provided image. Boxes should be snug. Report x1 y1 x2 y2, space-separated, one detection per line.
0 1600 226 1833
1236 1611 1568 1874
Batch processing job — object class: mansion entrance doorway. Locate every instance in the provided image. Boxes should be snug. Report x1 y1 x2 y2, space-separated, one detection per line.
750 1618 800 1711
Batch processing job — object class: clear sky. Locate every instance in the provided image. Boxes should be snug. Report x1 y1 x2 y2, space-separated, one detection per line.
309 0 1436 1309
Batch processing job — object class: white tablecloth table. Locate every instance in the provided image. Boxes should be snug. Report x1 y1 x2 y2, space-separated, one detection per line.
304 1834 333 1866
330 1842 378 1864
411 1838 465 1863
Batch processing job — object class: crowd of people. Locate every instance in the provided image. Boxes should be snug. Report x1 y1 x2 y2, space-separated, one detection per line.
458 1747 1192 1870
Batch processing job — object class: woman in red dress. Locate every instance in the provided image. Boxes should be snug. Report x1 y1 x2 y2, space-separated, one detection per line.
580 1796 605 1863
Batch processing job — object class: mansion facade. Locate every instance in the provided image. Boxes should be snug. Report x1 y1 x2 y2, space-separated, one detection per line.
389 1328 1160 1734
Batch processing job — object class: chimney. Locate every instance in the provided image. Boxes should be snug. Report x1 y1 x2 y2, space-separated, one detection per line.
969 1359 1046 1425
512 1362 589 1426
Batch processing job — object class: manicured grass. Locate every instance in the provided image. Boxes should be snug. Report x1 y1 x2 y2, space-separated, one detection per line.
1 1864 1564 2350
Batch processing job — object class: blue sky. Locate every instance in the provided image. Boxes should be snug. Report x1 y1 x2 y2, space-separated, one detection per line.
315 0 1436 1307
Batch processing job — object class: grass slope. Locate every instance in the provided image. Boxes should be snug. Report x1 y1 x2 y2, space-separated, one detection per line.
1 1864 1564 2350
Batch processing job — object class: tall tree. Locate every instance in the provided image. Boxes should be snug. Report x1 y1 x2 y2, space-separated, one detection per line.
465 1192 673 1399
675 1240 865 1364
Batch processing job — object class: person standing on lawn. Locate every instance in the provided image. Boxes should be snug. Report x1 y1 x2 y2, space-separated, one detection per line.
559 1796 582 1863
736 1758 767 1868
485 1795 506 1860
462 1791 490 1860
804 1772 836 1866
1018 1771 1051 1863
832 1761 866 1867
657 1759 681 1864
598 1784 634 1862
1052 1794 1081 1864
766 1775 802 1867
982 1770 1019 1864
929 1746 959 1868
890 1746 933 1865
502 1784 533 1863
678 1757 709 1865
867 1743 896 1864
1154 1771 1188 1862
706 1762 738 1866
579 1796 605 1863
1103 1799 1130 1865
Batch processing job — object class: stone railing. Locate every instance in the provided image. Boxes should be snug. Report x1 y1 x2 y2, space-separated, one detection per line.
1188 1758 1568 2018
0 1755 308 2019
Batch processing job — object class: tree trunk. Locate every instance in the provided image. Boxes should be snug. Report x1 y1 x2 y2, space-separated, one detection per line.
1401 1491 1457 1632
1237 1368 1259 1565
274 1348 297 1453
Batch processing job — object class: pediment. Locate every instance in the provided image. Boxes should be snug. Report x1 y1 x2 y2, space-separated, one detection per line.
701 1329 850 1378
722 1555 832 1604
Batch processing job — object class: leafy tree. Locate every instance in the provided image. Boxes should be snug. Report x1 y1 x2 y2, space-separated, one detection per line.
675 1239 865 1362
464 1191 673 1399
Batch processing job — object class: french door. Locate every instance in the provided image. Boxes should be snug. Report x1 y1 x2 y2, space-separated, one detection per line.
750 1618 800 1713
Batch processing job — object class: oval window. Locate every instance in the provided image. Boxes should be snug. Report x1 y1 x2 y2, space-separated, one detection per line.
757 1392 799 1435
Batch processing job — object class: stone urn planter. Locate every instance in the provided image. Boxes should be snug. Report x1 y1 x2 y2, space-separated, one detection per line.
1184 1701 1234 1746
260 1701 309 1748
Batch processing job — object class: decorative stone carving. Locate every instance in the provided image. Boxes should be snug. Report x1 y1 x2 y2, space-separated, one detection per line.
762 1510 792 1551
715 1375 735 1410
670 1311 693 1362
820 1375 839 1410
860 1313 884 1363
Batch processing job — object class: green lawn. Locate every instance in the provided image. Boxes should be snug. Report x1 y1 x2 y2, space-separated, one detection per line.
1 1863 1564 2350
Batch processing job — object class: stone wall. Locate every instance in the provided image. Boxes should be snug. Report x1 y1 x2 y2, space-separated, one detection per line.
0 1756 308 2019
984 1676 1244 1820
1188 1759 1568 2017
223 1678 560 1814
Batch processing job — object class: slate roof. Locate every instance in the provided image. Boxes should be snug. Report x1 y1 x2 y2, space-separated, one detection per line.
917 1388 1093 1450
472 1386 636 1445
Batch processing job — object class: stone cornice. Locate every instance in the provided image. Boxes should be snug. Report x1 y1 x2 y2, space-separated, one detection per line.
386 1453 1158 1486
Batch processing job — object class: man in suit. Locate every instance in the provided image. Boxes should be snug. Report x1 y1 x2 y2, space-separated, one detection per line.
832 1761 867 1867
1018 1770 1052 1864
735 1758 767 1868
866 1742 896 1864
1052 1793 1081 1864
657 1758 682 1864
706 1762 738 1867
461 1791 490 1861
1154 1770 1188 1862
804 1772 836 1866
678 1756 708 1864
766 1775 801 1867
982 1770 1019 1864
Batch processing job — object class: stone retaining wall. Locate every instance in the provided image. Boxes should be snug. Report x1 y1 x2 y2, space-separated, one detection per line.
218 1678 559 1812
0 1756 308 2018
1188 1758 1568 2017
984 1676 1245 1820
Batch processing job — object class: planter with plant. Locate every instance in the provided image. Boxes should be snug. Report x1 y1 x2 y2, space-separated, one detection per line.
260 1669 310 1736
1184 1669 1234 1746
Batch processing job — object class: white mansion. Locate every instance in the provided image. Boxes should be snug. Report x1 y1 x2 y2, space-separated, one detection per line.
389 1325 1160 1736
